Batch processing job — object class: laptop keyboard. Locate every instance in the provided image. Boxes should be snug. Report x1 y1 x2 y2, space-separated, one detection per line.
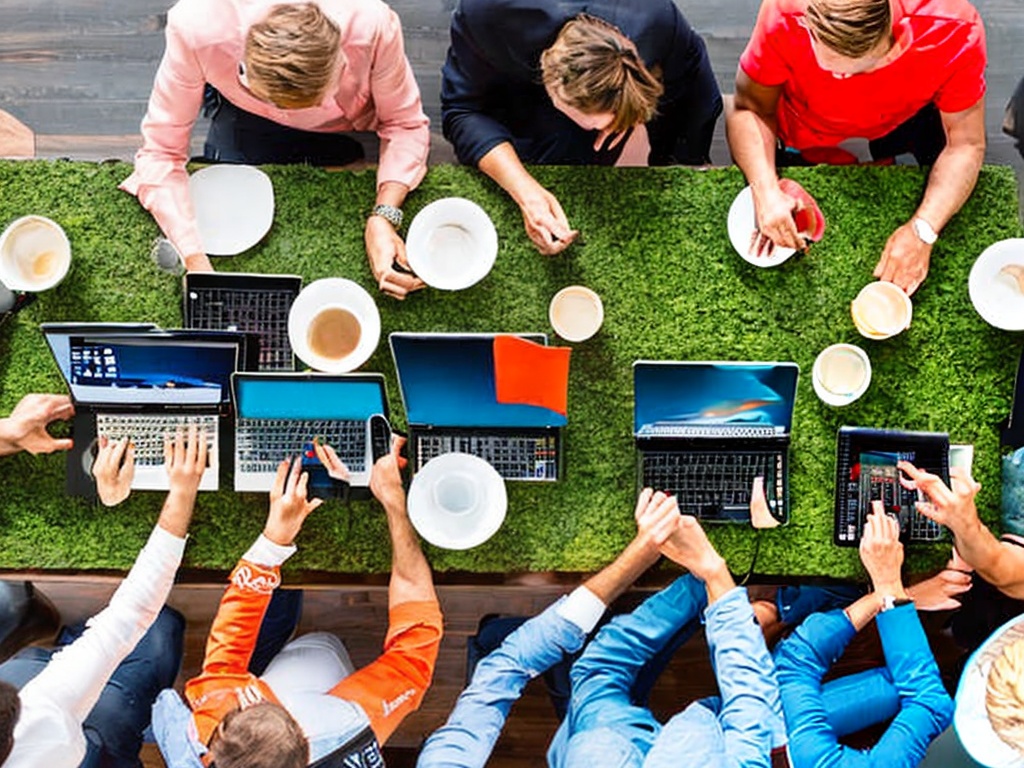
236 418 365 474
416 433 558 480
187 287 294 370
96 413 218 466
642 450 783 521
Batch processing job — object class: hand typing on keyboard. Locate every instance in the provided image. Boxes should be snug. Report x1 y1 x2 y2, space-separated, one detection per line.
93 435 135 507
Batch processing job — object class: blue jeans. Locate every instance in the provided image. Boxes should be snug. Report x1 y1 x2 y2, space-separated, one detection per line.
0 605 185 768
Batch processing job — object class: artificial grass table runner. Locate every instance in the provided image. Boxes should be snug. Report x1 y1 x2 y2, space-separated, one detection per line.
0 160 1020 579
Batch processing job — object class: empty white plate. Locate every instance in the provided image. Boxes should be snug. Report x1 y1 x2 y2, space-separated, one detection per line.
189 165 274 255
406 198 498 290
969 238 1024 331
727 185 796 268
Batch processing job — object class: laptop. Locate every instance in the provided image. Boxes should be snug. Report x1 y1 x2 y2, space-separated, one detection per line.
232 372 389 495
183 271 302 371
833 426 950 546
43 325 242 495
390 332 567 481
633 361 799 524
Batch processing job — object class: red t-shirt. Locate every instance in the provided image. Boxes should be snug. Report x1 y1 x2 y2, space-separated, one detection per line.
739 0 986 152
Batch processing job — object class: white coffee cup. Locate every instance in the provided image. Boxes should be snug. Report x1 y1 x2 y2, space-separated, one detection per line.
851 281 912 340
812 343 871 406
0 215 71 292
549 285 604 342
287 278 381 373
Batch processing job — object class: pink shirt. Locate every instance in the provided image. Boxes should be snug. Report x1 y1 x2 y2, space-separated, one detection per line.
120 0 429 258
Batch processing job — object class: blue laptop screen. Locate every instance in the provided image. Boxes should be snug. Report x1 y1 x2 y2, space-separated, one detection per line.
236 377 385 420
391 334 567 428
634 362 799 434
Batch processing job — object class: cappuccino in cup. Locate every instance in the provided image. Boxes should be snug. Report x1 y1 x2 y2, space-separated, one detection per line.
0 216 72 292
307 306 362 362
813 344 871 406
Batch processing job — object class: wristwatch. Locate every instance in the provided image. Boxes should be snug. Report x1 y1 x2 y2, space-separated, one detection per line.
912 216 938 245
880 594 914 612
371 204 404 229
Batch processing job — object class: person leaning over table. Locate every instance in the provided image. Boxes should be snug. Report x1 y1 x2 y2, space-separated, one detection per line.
153 436 442 768
120 0 429 300
726 0 986 295
440 0 722 256
0 427 208 767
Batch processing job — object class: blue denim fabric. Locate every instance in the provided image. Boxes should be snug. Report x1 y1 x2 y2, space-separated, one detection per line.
417 597 588 768
775 605 953 768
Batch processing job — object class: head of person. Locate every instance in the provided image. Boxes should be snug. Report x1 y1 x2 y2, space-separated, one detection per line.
0 681 20 763
243 2 341 109
208 702 308 768
804 0 894 76
539 14 664 136
986 636 1024 756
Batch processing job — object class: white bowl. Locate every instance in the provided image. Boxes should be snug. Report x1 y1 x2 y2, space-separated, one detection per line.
189 165 274 255
0 215 71 292
851 281 913 340
407 452 507 550
968 238 1024 331
288 278 381 373
727 185 796 268
406 198 498 290
812 343 871 407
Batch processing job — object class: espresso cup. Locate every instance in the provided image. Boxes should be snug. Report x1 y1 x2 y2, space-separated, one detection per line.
850 281 912 340
812 343 871 406
549 285 604 342
0 215 71 292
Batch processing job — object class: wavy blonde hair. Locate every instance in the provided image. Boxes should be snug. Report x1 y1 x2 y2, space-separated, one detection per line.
805 0 892 59
244 3 341 109
986 637 1024 755
540 14 664 134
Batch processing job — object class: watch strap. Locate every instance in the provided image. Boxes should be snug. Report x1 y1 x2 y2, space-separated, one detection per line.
371 204 403 229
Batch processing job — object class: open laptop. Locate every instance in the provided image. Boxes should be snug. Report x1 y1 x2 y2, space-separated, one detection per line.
232 372 388 494
633 361 799 524
183 271 302 371
833 426 950 546
390 332 567 481
43 325 242 495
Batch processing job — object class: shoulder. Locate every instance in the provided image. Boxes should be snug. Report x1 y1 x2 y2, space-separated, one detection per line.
166 0 242 45
455 0 558 30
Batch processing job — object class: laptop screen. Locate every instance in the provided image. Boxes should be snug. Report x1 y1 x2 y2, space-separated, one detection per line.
42 323 159 384
68 336 237 406
391 333 567 428
235 375 386 420
634 361 799 435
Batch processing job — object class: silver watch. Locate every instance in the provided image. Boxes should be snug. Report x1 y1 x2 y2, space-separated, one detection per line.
912 217 938 245
371 204 403 229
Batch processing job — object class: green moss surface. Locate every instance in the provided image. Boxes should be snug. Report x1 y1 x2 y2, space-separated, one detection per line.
0 160 1021 579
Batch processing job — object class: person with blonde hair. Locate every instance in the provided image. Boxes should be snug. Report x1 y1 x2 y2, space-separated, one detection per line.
122 0 430 300
441 0 721 255
727 0 986 296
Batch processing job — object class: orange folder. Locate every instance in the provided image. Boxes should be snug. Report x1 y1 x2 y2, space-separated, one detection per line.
493 335 571 417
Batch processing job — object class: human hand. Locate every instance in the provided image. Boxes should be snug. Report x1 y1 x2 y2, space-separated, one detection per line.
898 460 982 534
873 221 931 295
749 476 780 529
633 488 683 552
312 439 350 482
0 393 74 456
517 185 578 255
906 547 973 611
183 252 215 273
164 424 208 500
859 502 906 596
369 435 408 511
750 180 805 256
365 216 426 300
264 457 322 547
93 435 135 507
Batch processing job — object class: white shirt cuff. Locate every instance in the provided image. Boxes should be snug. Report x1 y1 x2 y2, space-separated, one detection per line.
242 534 297 567
148 524 188 559
556 586 607 633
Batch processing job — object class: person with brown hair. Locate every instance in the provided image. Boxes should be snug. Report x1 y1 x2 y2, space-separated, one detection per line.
121 0 430 300
726 0 986 295
441 0 721 255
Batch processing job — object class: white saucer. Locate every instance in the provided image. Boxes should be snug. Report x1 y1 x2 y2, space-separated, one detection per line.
189 165 274 255
288 278 381 373
407 452 507 550
968 238 1024 331
727 185 796 268
406 198 498 290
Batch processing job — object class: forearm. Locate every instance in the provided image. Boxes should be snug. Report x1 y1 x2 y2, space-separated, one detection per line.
915 140 984 231
844 593 884 632
477 142 542 206
726 105 780 190
384 497 437 606
583 536 659 605
953 521 1024 596
157 486 198 538
0 418 19 456
374 181 410 209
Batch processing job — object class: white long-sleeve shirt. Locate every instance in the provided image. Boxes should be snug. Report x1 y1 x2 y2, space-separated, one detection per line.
5 526 186 767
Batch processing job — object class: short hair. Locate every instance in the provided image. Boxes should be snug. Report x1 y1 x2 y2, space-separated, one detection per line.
540 14 664 135
0 681 20 763
244 2 341 109
208 703 308 768
805 0 892 59
986 637 1024 755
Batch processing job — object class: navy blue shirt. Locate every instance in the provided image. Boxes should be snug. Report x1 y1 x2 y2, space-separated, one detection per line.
441 0 722 167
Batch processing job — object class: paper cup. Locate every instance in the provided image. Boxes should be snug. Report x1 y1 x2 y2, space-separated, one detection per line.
851 281 912 340
0 215 71 292
287 278 381 373
549 285 604 342
812 343 871 406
